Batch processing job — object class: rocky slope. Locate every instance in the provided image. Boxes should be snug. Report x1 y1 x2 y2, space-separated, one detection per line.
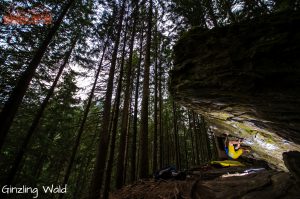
170 11 300 170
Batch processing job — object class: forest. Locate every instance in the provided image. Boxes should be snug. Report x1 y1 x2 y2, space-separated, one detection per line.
1 0 300 199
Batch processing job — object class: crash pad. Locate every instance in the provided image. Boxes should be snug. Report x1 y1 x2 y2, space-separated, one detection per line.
211 160 245 167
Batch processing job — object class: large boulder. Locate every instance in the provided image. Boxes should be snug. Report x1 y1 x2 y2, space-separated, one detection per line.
170 11 300 170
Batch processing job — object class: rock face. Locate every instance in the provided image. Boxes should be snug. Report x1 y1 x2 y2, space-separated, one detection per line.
170 11 300 170
283 151 300 182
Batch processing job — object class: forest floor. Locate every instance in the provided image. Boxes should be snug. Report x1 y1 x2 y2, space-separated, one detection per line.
111 161 299 199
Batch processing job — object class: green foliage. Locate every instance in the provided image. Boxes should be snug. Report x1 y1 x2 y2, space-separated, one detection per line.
168 0 274 28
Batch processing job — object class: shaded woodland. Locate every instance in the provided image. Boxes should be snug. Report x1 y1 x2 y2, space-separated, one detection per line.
0 0 299 198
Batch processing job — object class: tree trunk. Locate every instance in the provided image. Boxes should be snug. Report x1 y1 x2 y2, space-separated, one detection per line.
165 110 172 166
123 99 133 185
209 129 218 160
165 116 170 166
158 37 164 169
103 21 128 198
176 108 182 169
0 0 75 151
201 116 211 161
115 0 140 188
183 123 189 169
172 101 180 169
188 111 196 165
152 24 158 173
197 115 205 163
5 37 77 186
192 112 200 165
89 1 126 197
139 0 153 179
130 24 144 183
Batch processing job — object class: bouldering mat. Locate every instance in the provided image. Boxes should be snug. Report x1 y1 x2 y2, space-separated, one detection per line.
211 160 245 167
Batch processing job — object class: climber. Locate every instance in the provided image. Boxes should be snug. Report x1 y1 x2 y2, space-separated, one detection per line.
224 135 248 159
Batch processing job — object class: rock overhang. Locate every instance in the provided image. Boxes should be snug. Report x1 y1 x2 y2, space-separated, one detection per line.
170 11 300 170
